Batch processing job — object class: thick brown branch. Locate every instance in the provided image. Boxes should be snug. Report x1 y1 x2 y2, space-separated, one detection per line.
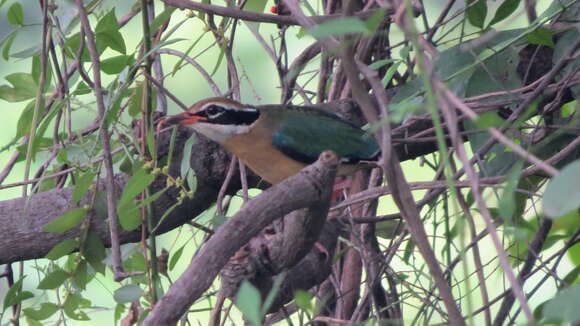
142 151 339 326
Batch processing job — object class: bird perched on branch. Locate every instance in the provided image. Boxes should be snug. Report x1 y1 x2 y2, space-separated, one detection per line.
162 97 379 185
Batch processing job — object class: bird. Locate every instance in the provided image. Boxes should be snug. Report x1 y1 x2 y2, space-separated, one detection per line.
161 97 380 185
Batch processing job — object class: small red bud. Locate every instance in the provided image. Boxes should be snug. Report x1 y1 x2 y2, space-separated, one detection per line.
270 5 278 14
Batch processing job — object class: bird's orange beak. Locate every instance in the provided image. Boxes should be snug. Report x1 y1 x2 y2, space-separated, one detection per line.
163 112 207 125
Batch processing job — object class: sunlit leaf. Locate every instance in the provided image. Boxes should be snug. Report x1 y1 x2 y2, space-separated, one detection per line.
294 290 313 312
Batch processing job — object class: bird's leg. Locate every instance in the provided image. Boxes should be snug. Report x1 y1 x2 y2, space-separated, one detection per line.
312 177 352 260
331 176 353 202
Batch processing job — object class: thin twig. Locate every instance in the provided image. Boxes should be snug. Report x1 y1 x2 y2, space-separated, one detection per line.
75 0 136 282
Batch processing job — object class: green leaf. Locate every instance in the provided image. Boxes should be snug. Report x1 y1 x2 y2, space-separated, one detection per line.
14 100 37 142
475 112 506 129
23 303 59 321
31 55 53 89
100 55 133 74
7 3 24 26
169 244 185 271
368 58 395 70
95 9 126 54
307 18 371 38
235 281 262 326
128 84 144 118
243 0 268 30
543 160 580 218
10 44 41 58
43 208 87 233
95 9 119 33
37 269 70 289
2 30 17 60
84 231 106 274
181 134 197 191
97 30 126 54
488 0 520 26
114 284 144 304
382 61 402 87
73 81 91 95
525 27 555 47
45 238 79 260
0 72 38 102
114 303 125 322
123 251 147 273
466 0 487 29
119 167 156 208
294 290 313 312
568 242 580 267
72 171 96 203
63 293 91 321
118 202 142 231
151 7 177 32
64 33 90 62
3 279 33 311
543 285 580 323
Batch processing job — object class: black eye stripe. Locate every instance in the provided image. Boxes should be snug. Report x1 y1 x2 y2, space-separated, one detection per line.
195 104 260 125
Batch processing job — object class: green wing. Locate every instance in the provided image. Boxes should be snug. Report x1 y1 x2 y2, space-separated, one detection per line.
266 106 379 164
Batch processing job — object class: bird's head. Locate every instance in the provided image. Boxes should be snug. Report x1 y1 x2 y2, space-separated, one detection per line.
162 97 260 143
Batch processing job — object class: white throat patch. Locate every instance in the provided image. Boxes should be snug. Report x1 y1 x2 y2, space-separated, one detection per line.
192 123 251 143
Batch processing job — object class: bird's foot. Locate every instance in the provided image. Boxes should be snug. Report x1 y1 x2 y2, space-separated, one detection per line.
331 177 352 202
314 242 330 261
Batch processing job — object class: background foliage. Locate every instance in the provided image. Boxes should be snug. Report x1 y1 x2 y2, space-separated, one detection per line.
0 0 579 325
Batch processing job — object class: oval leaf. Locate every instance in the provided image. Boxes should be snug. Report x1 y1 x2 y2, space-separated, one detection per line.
72 171 96 203
43 208 87 233
37 269 70 290
307 18 370 39
543 160 580 218
45 238 79 260
7 3 24 26
466 0 488 29
543 285 580 323
235 281 262 326
488 0 520 26
113 284 144 304
23 303 59 321
119 167 156 208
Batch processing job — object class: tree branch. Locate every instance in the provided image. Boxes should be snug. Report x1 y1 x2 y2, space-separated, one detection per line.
142 151 339 326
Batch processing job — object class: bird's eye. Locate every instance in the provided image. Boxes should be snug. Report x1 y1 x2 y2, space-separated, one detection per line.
206 105 223 117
